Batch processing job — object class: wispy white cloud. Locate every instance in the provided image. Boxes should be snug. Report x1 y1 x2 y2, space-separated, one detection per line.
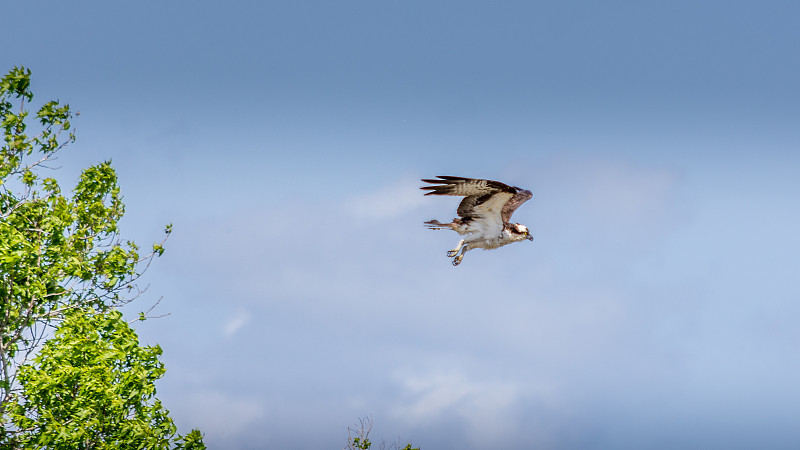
579 162 680 230
534 156 685 233
391 370 533 446
223 308 251 339
346 177 428 221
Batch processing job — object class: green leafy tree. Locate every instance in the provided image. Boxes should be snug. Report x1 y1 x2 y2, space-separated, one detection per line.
4 308 203 449
0 66 202 448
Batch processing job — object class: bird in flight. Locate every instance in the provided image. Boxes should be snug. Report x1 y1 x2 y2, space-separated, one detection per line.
421 176 534 266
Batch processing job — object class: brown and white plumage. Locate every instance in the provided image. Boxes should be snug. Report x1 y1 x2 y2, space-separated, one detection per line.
421 176 534 266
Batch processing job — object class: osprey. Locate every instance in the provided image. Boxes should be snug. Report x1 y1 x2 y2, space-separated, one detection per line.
421 176 534 266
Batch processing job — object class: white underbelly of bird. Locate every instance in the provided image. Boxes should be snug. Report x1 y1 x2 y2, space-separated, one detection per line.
467 230 521 250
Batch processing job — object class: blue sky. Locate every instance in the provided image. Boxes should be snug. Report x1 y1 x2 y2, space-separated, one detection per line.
5 1 800 448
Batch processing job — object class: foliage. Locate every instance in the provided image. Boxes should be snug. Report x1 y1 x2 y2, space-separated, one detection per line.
0 66 199 448
3 308 204 449
172 429 206 450
345 416 419 450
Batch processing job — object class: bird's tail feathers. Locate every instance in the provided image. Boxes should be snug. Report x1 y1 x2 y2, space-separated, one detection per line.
424 219 451 230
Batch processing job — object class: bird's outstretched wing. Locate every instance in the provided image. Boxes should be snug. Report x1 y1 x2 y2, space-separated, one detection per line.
421 176 531 225
500 189 533 223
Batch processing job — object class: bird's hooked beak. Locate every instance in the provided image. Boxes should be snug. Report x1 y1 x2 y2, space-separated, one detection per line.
526 232 534 241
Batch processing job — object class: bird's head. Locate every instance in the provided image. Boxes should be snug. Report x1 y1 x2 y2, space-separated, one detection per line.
511 223 534 241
